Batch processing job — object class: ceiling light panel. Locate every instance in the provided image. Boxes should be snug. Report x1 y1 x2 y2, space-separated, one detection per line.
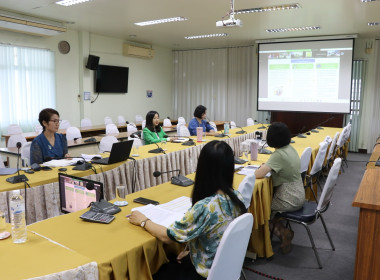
361 0 379 2
185 33 229 40
266 26 320 33
368 22 380 25
235 3 301 14
56 0 93 6
135 17 187 26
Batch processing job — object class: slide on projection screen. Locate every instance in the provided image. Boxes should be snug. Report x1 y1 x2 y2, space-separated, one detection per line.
257 39 354 113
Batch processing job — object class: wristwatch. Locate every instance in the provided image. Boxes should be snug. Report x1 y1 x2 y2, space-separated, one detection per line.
140 218 150 228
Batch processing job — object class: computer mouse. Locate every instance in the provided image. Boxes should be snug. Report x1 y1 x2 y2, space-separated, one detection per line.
77 160 85 165
24 169 34 174
92 156 102 160
58 168 67 172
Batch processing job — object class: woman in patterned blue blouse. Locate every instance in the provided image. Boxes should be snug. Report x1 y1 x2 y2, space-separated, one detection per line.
129 140 246 280
30 108 70 164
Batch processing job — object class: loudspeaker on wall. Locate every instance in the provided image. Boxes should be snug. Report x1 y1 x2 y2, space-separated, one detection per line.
86 55 100 70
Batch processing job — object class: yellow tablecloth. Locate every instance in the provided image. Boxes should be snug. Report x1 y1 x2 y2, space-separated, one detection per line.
0 224 96 280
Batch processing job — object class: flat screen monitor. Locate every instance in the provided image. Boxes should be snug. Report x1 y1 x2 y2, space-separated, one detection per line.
95 64 129 93
58 173 103 214
257 38 354 113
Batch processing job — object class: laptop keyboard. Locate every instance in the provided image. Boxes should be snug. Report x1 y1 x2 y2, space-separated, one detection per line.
92 157 109 164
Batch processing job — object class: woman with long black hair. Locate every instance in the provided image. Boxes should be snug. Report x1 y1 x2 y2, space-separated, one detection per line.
129 140 246 280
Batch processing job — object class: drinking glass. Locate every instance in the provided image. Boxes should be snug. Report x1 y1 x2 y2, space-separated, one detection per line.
0 210 9 240
114 185 128 206
132 145 140 157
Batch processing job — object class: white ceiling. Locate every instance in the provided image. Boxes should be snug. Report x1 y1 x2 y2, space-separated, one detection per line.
1 0 380 49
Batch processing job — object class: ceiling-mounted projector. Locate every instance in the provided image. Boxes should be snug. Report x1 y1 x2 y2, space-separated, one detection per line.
216 18 243 27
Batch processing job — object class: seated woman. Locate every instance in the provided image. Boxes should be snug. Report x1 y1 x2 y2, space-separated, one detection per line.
188 105 217 136
129 140 246 280
143 111 173 145
30 108 70 165
254 122 304 254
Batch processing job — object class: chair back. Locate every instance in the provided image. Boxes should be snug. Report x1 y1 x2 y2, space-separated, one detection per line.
142 120 146 129
310 141 329 176
7 124 22 135
247 118 254 126
317 158 342 212
163 118 172 127
21 142 32 167
177 117 186 125
209 121 217 131
135 115 144 123
99 136 118 153
336 126 347 148
106 123 119 135
324 135 332 144
326 132 339 161
117 115 126 125
81 118 92 127
104 117 113 125
127 124 138 133
179 125 191 137
7 135 27 148
0 155 5 168
300 147 312 181
34 124 43 135
207 213 254 280
66 127 82 141
238 174 256 208
59 120 71 130
230 121 237 129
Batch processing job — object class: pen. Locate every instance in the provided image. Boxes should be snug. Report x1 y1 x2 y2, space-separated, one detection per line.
126 214 131 218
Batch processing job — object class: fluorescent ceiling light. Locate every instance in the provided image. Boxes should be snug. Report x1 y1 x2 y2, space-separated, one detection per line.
135 17 187 26
235 3 300 14
368 22 380 25
185 33 228 40
266 26 320 33
361 0 379 2
56 0 93 6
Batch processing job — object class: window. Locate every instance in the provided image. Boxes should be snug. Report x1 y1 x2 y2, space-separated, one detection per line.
0 44 56 136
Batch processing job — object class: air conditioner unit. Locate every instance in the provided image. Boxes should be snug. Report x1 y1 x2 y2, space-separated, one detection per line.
0 9 66 36
123 44 154 59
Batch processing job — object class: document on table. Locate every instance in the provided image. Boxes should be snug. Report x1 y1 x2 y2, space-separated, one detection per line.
237 165 271 177
43 158 80 167
130 196 192 227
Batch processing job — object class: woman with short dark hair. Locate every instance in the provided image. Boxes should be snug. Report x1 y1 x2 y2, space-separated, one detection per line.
30 108 69 164
129 140 246 279
187 105 217 136
255 122 304 254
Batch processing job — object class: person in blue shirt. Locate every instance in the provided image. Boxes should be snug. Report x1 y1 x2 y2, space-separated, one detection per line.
187 105 217 136
30 108 70 164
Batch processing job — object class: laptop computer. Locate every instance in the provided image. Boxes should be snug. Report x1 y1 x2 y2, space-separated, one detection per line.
92 140 133 165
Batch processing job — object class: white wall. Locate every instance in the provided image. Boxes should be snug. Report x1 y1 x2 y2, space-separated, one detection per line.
0 29 173 129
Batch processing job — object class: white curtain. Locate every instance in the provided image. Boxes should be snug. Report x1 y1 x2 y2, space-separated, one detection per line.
0 44 56 136
173 49 227 121
365 40 380 151
227 46 255 126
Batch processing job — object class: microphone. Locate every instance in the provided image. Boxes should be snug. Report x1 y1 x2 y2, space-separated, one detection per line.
148 143 165 154
153 169 194 187
6 142 29 184
254 120 266 129
73 137 81 141
296 126 307 138
258 140 272 154
311 116 335 132
235 126 247 134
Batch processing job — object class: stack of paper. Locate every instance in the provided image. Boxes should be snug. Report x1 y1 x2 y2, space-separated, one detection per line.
131 196 192 227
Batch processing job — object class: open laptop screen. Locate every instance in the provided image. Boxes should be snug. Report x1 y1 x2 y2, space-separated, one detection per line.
58 173 103 213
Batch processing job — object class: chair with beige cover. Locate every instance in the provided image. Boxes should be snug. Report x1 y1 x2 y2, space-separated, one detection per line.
99 136 118 153
66 127 82 141
163 118 172 127
117 115 126 125
106 123 119 135
104 117 113 125
246 118 254 126
7 135 27 148
59 120 71 130
7 124 22 135
81 118 92 127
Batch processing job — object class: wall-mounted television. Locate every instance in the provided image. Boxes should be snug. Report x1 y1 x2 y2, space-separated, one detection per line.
95 64 129 93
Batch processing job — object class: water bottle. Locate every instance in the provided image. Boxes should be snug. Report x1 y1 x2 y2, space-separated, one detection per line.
196 127 203 142
9 190 27 243
224 122 229 135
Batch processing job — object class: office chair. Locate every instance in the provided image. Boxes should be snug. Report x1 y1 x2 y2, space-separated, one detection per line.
275 158 342 269
66 127 82 141
106 123 119 135
208 213 254 280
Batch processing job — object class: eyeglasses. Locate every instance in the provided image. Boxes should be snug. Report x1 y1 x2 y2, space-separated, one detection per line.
49 119 62 124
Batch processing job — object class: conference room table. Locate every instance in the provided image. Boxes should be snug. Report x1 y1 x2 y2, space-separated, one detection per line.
0 125 343 265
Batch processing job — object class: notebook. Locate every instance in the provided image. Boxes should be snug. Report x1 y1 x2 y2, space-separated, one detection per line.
92 140 133 165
